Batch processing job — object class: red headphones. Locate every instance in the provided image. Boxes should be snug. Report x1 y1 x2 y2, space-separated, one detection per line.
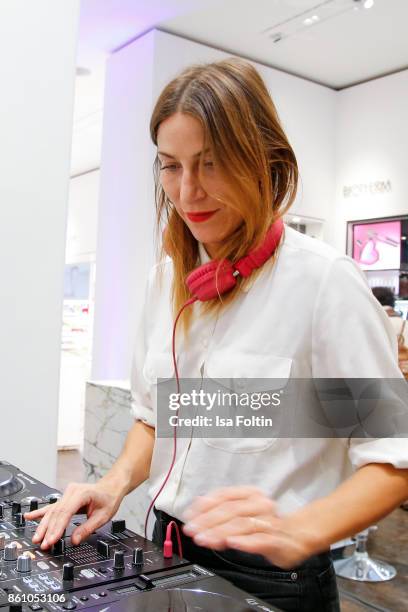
186 218 284 301
144 217 284 540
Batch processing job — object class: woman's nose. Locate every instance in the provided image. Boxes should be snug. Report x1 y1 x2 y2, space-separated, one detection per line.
179 170 206 203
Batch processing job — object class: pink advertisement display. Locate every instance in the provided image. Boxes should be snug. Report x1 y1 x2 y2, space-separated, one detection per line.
352 220 401 271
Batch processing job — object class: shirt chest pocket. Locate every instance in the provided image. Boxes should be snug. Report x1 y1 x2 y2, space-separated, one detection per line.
202 351 292 453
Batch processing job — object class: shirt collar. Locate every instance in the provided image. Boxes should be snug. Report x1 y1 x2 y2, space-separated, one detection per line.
198 242 211 264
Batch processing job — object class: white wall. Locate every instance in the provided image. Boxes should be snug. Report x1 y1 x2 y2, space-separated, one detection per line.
91 32 157 381
0 0 79 485
334 69 408 252
92 29 336 382
66 170 100 264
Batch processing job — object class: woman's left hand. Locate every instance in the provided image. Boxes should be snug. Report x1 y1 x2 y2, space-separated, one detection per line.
182 486 316 570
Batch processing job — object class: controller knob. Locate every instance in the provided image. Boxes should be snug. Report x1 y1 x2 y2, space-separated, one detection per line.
62 562 74 581
4 541 18 561
29 499 39 511
132 547 144 566
11 502 21 516
16 552 32 572
111 519 126 534
113 549 125 570
15 512 25 528
45 493 61 504
52 538 65 555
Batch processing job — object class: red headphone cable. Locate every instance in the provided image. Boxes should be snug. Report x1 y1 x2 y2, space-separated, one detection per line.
144 296 197 543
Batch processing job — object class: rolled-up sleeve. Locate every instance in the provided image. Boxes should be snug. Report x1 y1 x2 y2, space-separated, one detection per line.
129 272 156 428
312 256 408 469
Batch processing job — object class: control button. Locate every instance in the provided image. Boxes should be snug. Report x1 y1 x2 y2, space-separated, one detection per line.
52 539 65 555
132 547 144 566
29 499 39 512
45 493 61 504
4 541 18 561
97 539 111 558
16 552 32 572
99 592 107 597
113 549 125 570
79 596 88 602
12 502 21 516
111 519 126 534
29 605 43 611
62 562 74 581
136 574 153 589
15 512 25 527
62 600 76 610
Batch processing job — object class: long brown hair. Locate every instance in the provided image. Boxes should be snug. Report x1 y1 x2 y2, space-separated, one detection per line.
150 57 298 332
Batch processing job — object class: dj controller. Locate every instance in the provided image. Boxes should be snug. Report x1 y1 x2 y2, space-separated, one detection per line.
0 461 278 611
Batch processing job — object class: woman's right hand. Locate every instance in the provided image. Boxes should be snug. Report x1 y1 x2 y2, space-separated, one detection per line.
24 481 123 550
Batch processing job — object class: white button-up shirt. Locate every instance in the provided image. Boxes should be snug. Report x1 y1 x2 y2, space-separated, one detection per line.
130 226 407 520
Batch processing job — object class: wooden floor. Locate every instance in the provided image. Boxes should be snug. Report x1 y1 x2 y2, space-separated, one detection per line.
57 450 408 611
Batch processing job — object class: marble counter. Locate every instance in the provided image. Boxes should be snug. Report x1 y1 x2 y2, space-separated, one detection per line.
83 381 150 535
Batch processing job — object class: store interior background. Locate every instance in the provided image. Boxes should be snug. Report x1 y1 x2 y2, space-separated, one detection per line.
60 0 408 453
2 0 408 563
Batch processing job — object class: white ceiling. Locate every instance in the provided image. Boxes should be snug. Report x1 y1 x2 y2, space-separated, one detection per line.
71 0 408 175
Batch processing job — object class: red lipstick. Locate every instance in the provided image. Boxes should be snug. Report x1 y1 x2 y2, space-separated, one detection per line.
186 210 218 223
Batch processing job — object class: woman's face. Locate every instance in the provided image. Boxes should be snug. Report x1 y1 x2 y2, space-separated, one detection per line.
157 112 242 258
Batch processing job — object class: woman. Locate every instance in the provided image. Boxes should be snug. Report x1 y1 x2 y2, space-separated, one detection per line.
26 58 408 612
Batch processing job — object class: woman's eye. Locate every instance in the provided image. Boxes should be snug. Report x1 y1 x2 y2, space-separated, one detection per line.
160 164 179 172
203 160 214 168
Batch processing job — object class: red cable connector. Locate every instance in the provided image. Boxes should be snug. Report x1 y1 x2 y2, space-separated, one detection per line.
163 520 183 559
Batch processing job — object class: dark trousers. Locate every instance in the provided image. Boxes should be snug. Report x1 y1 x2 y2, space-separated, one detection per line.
153 508 340 612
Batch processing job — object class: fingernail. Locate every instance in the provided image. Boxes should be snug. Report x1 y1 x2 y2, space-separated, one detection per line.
183 522 198 535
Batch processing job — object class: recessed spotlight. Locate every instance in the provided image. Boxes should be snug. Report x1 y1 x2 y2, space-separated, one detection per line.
292 216 301 223
303 17 313 25
270 32 283 43
76 66 91 77
363 0 374 8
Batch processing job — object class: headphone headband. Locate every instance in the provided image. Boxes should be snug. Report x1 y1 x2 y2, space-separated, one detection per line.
186 218 284 301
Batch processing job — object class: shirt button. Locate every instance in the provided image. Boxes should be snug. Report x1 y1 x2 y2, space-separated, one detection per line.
291 572 298 581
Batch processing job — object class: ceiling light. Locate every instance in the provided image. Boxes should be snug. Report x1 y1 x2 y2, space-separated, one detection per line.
76 67 91 77
292 216 302 223
264 0 373 43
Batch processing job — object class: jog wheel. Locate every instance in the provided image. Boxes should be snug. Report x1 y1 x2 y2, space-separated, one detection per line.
0 467 23 498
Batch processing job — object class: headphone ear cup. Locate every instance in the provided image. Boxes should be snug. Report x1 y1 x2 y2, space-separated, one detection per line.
186 259 237 301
